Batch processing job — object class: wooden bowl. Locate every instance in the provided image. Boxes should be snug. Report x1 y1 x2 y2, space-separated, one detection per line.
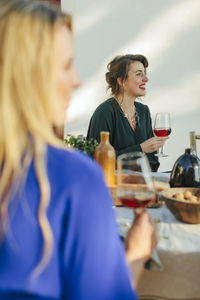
161 188 200 224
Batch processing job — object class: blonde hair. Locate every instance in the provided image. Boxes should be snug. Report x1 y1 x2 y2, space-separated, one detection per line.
0 0 72 274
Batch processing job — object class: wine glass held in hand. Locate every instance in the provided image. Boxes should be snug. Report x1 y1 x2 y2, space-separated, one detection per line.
117 152 156 213
154 113 171 157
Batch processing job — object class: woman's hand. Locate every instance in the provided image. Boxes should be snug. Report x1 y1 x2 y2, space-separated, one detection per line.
140 136 168 153
125 210 157 264
125 210 158 286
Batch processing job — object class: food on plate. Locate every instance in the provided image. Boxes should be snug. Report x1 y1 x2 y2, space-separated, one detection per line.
173 192 184 200
183 191 192 199
173 191 200 202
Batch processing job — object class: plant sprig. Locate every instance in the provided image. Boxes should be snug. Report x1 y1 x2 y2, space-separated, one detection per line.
64 134 99 158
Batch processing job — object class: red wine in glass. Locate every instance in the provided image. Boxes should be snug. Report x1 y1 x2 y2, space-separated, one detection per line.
117 152 156 213
154 128 171 137
154 113 171 157
119 191 155 208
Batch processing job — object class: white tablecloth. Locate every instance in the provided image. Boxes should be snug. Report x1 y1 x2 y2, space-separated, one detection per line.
115 205 200 300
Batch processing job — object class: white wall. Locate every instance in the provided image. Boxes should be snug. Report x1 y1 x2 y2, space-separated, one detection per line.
62 0 200 172
61 0 74 14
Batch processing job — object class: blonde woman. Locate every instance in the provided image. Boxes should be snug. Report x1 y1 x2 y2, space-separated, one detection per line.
0 1 157 299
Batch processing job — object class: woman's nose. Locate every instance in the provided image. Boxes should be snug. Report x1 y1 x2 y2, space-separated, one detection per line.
143 74 148 82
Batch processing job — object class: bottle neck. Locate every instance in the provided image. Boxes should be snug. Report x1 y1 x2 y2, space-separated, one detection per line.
100 132 110 144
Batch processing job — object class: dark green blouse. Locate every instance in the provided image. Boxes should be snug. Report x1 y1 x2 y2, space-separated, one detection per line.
87 98 159 172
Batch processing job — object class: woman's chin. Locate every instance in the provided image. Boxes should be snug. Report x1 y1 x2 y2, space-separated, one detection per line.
139 91 146 97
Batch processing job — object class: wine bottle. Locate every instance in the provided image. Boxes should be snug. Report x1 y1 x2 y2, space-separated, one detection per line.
94 131 116 186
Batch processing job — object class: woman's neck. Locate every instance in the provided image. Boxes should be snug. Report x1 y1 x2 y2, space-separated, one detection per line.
116 94 136 112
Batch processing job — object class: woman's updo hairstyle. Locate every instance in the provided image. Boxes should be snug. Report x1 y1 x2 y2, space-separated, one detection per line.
105 54 148 96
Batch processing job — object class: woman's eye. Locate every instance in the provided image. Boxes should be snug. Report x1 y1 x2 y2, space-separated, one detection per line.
64 58 74 71
64 61 72 71
64 64 70 70
136 72 146 77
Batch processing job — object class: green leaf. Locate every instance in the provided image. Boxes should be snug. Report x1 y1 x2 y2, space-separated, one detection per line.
63 134 99 158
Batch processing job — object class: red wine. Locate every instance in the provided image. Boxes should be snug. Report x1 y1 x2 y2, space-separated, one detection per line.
119 192 155 208
154 128 171 137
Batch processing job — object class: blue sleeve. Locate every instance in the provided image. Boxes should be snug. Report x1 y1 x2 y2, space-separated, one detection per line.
61 163 137 300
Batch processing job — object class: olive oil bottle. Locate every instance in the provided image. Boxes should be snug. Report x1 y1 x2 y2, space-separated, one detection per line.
94 131 116 186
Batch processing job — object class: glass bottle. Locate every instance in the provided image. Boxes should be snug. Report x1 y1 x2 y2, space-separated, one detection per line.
170 148 200 187
94 131 116 186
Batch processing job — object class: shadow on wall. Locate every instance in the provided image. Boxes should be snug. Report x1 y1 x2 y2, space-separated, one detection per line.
64 0 200 171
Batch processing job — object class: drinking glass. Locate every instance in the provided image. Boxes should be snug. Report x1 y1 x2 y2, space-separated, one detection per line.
153 113 171 157
117 152 156 213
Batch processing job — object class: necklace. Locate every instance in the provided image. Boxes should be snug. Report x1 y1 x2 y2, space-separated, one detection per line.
120 104 137 131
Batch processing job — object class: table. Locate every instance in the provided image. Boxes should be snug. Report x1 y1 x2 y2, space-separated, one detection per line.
115 205 200 300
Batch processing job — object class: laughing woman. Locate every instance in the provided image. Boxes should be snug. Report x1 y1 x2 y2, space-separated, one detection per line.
87 54 168 172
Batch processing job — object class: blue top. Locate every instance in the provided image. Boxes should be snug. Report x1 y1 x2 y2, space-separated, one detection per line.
0 145 137 300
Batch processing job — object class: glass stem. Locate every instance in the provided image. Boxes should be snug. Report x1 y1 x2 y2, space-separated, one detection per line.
160 146 164 155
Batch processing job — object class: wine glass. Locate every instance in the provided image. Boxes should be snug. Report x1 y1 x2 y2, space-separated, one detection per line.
117 152 156 213
153 113 171 157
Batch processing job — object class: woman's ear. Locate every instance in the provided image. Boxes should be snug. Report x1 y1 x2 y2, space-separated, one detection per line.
117 77 123 87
